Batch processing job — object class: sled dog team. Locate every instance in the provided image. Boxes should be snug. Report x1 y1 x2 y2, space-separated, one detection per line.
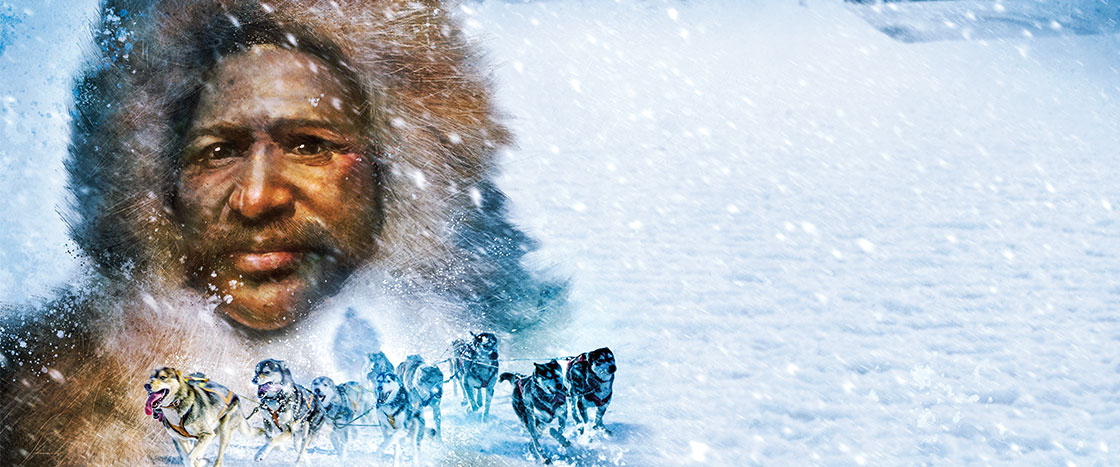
143 333 616 465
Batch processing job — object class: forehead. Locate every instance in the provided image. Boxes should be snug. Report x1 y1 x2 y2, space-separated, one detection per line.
192 45 362 132
152 368 174 378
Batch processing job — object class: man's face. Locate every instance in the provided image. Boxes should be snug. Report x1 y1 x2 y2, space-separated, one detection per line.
176 45 380 332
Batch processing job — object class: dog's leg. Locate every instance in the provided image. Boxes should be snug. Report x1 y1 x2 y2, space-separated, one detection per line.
550 400 571 449
213 406 239 467
254 430 290 462
172 436 192 466
295 422 313 464
575 399 590 433
526 417 550 464
432 402 442 442
393 435 402 467
465 382 479 412
595 405 612 435
410 419 422 467
188 432 217 467
376 429 407 465
452 369 464 405
373 425 398 454
482 385 494 423
237 412 265 440
330 426 345 457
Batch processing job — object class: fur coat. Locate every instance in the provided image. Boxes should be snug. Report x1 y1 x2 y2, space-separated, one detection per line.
0 0 565 464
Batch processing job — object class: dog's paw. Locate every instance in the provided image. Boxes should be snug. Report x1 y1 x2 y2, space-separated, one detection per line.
550 428 571 447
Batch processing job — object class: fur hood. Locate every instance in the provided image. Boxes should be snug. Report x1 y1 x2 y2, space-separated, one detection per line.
0 1 567 464
65 0 564 328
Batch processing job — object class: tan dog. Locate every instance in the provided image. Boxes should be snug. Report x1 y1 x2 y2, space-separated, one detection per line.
144 367 249 467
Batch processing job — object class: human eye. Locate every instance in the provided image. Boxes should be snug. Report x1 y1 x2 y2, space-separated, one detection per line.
194 142 241 167
286 135 341 162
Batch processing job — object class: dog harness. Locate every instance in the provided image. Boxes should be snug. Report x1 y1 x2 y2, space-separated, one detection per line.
161 376 237 440
517 377 565 414
381 391 408 429
263 387 313 429
454 342 498 388
567 354 613 407
327 384 363 428
384 404 405 429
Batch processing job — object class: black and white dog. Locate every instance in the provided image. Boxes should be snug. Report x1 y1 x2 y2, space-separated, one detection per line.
397 354 445 441
372 371 423 464
500 361 570 464
251 359 325 463
366 351 395 379
565 347 616 434
365 351 396 392
449 332 500 422
311 376 373 458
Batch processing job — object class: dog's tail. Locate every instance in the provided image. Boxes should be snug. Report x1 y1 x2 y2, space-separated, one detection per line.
499 372 520 385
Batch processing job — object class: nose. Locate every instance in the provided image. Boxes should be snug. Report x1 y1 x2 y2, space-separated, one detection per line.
608 365 616 374
228 141 294 221
144 383 151 392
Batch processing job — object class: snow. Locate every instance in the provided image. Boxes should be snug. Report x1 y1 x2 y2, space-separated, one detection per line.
3 0 1120 465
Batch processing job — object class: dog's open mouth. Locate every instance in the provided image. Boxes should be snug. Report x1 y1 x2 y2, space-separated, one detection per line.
258 382 276 398
145 389 168 417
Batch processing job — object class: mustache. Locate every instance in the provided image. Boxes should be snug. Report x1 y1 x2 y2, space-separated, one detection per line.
194 218 340 257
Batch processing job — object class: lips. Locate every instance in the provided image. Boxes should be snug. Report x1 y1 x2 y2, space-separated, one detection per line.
145 389 168 416
231 251 304 274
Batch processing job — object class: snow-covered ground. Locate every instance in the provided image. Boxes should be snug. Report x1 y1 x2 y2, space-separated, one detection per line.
3 0 1120 465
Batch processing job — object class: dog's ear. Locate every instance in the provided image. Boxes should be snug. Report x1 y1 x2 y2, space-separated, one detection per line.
534 363 546 373
172 368 182 379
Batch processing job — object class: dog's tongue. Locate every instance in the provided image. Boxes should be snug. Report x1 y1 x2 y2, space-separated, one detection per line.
144 392 161 416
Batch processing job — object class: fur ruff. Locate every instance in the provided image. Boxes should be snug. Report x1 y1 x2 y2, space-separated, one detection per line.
0 0 566 463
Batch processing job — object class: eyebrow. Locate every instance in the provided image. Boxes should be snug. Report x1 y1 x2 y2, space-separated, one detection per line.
188 118 349 140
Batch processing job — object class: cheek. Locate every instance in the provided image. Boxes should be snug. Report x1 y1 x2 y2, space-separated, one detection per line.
178 168 237 221
301 153 377 211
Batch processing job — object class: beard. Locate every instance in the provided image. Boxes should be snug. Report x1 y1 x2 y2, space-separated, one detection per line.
181 213 380 333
